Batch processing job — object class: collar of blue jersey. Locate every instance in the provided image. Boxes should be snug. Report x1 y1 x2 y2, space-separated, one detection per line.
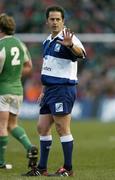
46 27 66 42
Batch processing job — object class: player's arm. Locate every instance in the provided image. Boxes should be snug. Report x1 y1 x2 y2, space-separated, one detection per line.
22 60 32 76
21 43 32 76
0 47 6 74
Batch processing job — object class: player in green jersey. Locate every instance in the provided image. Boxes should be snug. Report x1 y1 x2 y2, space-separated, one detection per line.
0 13 38 169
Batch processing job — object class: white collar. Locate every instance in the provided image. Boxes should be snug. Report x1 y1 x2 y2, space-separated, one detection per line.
47 28 65 41
0 35 13 40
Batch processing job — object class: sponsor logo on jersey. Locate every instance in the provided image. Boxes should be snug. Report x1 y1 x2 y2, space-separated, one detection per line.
43 66 51 71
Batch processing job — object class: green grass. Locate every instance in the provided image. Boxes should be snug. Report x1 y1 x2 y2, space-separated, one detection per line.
0 120 115 180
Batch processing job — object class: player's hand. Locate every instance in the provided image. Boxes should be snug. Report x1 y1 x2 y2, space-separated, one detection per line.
57 28 74 48
37 92 44 103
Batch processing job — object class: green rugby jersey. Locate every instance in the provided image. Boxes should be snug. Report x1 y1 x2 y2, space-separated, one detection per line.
0 36 31 95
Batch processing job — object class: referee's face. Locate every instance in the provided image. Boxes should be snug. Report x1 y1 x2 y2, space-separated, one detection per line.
47 11 64 37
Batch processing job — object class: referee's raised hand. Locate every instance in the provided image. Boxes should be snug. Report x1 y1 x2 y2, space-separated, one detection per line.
57 28 74 48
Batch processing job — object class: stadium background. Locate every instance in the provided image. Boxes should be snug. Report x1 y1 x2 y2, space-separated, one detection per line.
1 0 115 121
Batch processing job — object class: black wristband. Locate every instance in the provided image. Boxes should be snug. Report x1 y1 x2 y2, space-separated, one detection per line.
68 43 73 49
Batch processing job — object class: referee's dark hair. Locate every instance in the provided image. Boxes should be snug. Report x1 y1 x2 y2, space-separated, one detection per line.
46 6 65 19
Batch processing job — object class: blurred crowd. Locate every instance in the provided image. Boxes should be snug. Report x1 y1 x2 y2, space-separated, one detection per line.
0 0 115 116
0 0 115 33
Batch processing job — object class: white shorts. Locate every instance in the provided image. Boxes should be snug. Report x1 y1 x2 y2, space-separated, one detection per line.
0 95 23 115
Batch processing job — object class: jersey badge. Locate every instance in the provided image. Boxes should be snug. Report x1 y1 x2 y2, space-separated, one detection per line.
54 43 61 52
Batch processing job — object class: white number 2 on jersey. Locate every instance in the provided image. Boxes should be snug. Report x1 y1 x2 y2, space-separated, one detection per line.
11 47 20 66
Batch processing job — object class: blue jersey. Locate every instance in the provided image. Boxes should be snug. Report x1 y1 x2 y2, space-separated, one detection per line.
41 29 86 85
